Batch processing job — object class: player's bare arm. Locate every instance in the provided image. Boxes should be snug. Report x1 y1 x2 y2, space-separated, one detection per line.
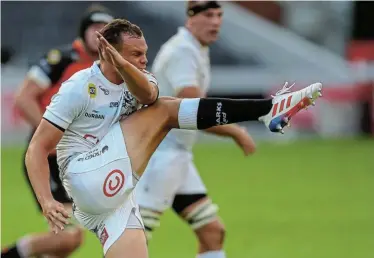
25 119 70 233
177 86 256 155
96 31 158 105
206 125 256 155
14 79 47 128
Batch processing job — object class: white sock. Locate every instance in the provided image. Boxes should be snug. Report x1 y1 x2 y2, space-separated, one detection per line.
178 98 200 129
16 236 32 258
197 250 226 258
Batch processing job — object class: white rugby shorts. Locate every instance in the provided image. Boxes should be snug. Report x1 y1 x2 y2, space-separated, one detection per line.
136 147 207 212
62 122 144 254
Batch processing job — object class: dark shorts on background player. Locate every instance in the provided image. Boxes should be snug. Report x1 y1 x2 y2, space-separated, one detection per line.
23 134 71 212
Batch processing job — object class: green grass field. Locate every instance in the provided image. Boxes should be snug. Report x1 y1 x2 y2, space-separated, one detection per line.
2 138 374 258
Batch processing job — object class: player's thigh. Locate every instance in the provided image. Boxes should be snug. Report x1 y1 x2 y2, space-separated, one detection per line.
172 158 208 214
172 163 219 230
176 161 207 198
136 148 189 212
105 208 147 258
119 97 181 175
105 228 147 258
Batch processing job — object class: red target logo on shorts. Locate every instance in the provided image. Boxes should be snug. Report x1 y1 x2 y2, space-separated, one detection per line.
103 169 125 197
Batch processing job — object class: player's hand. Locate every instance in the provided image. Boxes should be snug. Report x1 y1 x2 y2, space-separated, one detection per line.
96 31 127 68
41 198 70 234
233 126 256 156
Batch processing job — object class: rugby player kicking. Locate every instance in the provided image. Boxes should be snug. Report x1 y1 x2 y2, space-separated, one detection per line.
25 18 322 258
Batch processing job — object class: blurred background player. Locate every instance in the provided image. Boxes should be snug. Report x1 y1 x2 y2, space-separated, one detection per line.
1 46 14 65
136 2 256 258
1 4 114 258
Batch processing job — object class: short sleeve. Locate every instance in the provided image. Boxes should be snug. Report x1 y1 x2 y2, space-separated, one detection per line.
142 70 158 86
165 47 199 92
43 79 87 130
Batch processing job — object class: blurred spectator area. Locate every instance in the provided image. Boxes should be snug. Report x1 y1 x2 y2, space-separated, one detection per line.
1 1 373 144
235 1 353 56
234 1 282 24
1 1 353 65
1 1 250 66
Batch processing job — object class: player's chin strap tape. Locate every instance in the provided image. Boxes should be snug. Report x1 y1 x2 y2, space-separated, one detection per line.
139 208 161 241
185 199 219 230
187 1 221 17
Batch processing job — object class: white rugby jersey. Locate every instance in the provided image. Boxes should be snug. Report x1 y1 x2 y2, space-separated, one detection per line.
152 27 211 151
43 62 158 173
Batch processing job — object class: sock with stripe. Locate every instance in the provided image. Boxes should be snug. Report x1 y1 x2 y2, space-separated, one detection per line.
178 98 273 130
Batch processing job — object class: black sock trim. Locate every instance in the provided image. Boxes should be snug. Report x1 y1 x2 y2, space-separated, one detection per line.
196 98 272 129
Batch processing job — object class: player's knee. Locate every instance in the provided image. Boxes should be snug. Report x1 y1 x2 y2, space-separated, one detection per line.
197 220 226 250
139 207 162 242
206 220 226 245
154 97 180 118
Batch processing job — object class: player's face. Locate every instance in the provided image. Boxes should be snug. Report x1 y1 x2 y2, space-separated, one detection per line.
85 23 108 53
191 8 223 45
120 35 148 70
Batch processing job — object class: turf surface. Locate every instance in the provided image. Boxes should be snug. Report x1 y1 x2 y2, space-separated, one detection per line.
2 138 374 258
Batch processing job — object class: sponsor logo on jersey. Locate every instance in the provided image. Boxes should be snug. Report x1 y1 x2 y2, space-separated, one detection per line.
109 101 126 108
85 111 105 119
88 83 97 98
77 145 109 161
99 85 109 95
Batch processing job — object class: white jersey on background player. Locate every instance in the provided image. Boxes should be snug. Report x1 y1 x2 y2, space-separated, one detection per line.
135 3 258 258
137 26 211 211
44 61 157 254
156 27 211 150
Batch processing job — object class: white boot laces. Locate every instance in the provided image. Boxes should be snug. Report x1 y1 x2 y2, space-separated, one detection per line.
271 82 295 98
